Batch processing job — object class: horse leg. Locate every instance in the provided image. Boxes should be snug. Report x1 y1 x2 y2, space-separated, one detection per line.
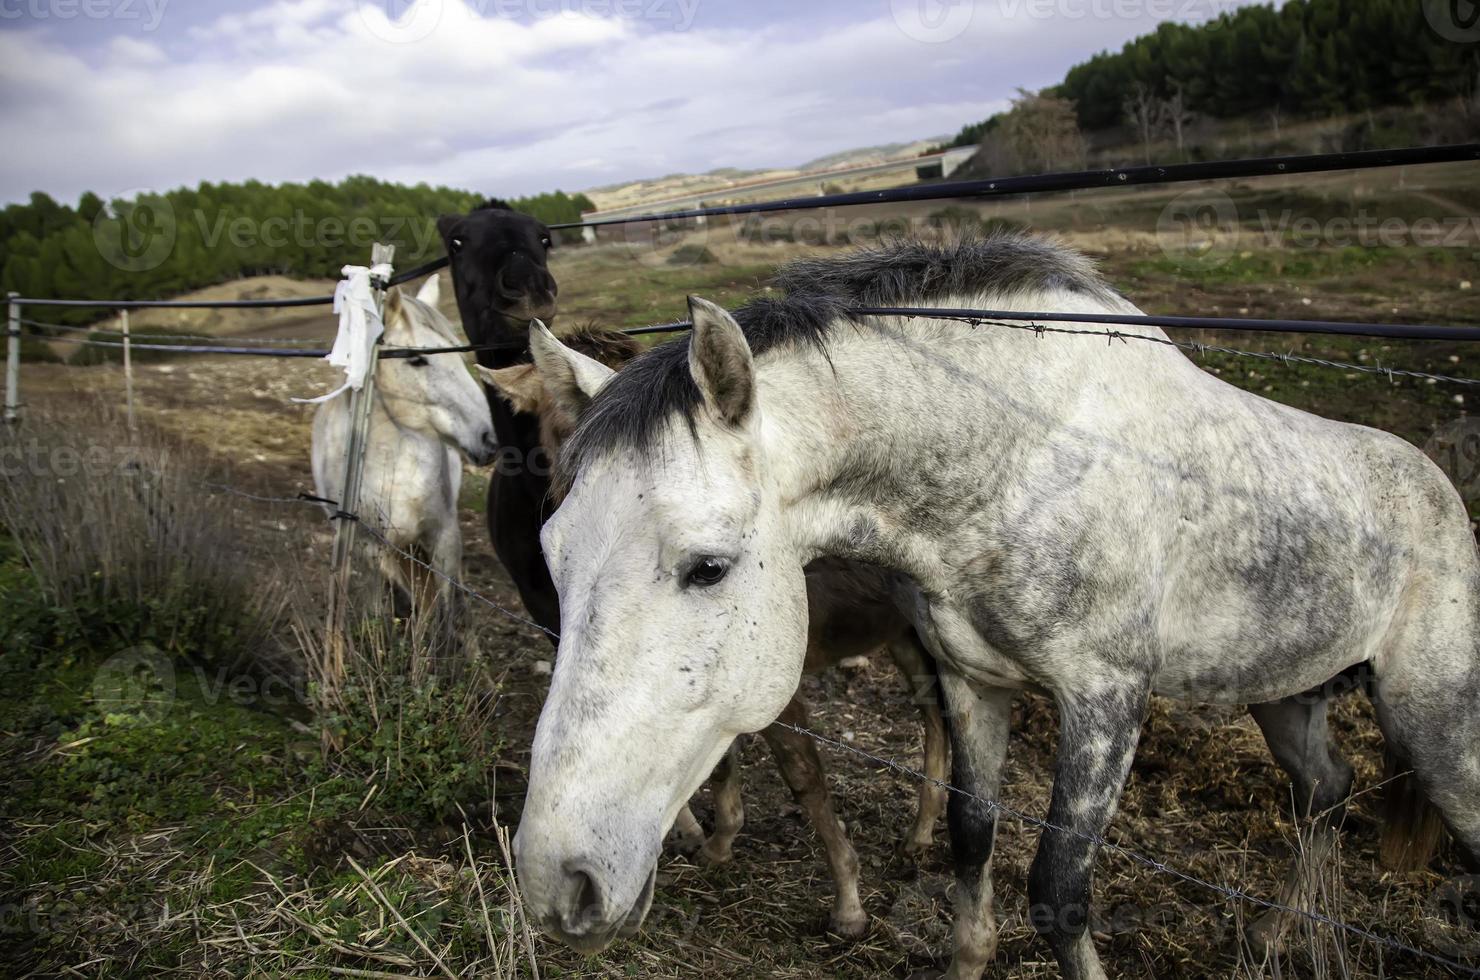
427 519 466 659
1371 573 1480 870
670 806 705 856
939 677 1012 980
1244 693 1353 952
698 742 745 865
373 544 415 620
759 697 868 938
1026 682 1148 980
886 631 949 855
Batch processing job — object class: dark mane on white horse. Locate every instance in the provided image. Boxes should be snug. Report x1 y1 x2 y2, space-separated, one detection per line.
560 233 1114 482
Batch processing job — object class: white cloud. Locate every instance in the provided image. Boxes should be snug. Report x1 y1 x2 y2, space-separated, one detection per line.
0 0 1252 205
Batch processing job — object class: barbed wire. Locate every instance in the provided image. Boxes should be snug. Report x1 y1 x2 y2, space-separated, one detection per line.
929 314 1480 388
189 472 1479 977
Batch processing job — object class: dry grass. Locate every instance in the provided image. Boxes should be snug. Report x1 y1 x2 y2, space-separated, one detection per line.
0 401 294 678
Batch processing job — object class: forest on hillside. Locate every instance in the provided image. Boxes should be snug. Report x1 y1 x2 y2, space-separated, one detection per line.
940 0 1480 149
0 178 593 323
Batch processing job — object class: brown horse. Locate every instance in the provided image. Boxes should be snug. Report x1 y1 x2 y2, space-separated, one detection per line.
485 325 949 938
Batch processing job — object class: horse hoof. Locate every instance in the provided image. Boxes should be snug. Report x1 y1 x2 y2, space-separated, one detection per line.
828 912 869 940
899 836 934 858
698 844 733 866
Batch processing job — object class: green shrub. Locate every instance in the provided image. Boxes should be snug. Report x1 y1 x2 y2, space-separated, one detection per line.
306 614 502 823
667 243 718 266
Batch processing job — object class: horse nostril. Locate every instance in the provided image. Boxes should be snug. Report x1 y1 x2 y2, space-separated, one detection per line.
495 269 523 302
563 865 602 931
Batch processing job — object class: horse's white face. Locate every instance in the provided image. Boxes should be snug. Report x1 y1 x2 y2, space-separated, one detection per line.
379 277 497 465
514 306 811 952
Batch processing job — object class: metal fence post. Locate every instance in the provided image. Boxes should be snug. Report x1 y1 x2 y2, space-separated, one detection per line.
324 244 394 693
4 293 19 425
121 308 136 435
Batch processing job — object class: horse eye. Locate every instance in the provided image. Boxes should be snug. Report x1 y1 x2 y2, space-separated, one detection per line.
449 237 463 253
540 236 552 249
408 356 429 367
685 556 730 588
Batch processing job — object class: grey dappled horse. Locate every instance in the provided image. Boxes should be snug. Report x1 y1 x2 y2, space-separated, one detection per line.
514 236 1480 979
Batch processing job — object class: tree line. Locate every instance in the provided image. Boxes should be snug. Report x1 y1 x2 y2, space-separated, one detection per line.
941 0 1479 149
0 176 595 323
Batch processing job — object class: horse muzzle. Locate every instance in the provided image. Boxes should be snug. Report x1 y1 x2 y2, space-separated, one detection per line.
532 860 655 954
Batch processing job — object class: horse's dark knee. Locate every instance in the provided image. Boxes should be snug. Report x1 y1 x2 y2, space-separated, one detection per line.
1027 841 1093 940
947 742 997 889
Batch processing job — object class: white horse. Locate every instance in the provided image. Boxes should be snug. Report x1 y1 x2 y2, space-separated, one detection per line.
513 236 1480 979
485 327 949 937
312 276 497 623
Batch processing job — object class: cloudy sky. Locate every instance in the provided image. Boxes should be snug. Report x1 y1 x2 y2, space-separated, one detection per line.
0 0 1262 206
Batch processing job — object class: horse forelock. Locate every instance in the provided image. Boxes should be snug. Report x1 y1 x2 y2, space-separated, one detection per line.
558 232 1114 489
389 294 459 347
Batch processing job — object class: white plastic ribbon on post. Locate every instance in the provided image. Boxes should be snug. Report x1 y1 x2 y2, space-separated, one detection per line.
292 263 393 404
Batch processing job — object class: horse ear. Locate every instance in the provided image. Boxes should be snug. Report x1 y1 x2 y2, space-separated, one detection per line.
383 286 405 326
687 296 754 427
415 273 440 307
477 364 542 415
436 214 460 248
529 321 616 419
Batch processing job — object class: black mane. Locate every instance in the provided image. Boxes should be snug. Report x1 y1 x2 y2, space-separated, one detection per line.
560 233 1115 483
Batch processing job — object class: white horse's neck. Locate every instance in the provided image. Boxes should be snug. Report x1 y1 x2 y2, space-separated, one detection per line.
759 290 1156 592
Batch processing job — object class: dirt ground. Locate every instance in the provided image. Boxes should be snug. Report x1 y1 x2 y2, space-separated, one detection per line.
9 170 1480 978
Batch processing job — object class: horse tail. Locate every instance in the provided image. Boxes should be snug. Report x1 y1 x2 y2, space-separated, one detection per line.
1379 744 1446 871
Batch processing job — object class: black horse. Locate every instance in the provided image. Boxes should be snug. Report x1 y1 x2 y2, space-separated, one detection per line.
437 199 562 637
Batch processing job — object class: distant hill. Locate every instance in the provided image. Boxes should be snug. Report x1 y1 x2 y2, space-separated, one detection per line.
581 137 947 213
